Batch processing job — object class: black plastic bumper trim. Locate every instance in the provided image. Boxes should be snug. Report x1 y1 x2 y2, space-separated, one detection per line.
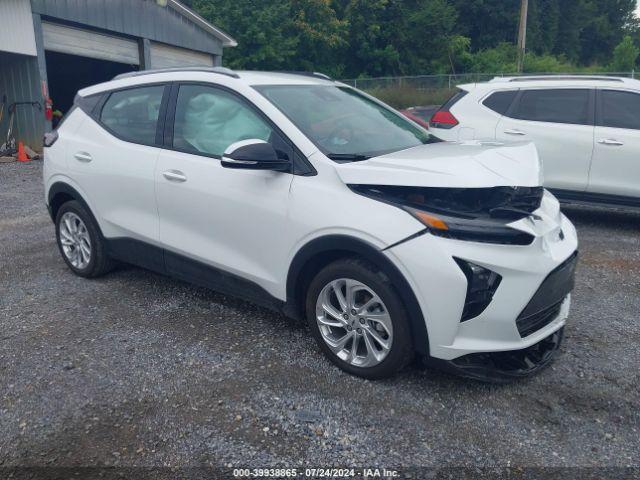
425 327 564 384
516 251 578 337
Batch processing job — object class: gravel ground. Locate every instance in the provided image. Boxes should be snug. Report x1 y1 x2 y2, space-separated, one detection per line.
1 161 639 476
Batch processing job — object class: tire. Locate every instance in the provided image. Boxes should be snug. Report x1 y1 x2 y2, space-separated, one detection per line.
55 200 115 278
305 258 414 379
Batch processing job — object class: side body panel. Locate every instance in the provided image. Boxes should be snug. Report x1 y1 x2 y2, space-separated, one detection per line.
589 125 640 197
66 111 162 242
156 150 424 301
155 148 294 298
589 88 640 198
496 110 594 191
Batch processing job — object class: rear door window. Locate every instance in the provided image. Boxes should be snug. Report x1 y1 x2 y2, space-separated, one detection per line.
599 90 640 130
511 89 591 125
100 85 165 145
483 90 518 115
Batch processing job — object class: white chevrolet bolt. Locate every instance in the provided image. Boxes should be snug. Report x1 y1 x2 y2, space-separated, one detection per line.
43 68 578 381
429 75 640 208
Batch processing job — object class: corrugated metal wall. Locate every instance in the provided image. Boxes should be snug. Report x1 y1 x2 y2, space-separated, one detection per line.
42 22 141 65
150 42 214 68
0 0 37 56
0 52 44 151
30 0 224 56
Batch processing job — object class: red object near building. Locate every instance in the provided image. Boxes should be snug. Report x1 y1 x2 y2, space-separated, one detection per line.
45 97 54 122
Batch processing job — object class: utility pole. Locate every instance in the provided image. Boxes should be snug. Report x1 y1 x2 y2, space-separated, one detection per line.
517 0 529 73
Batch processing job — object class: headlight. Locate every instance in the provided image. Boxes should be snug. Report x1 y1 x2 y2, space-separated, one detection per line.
403 206 535 245
350 184 538 246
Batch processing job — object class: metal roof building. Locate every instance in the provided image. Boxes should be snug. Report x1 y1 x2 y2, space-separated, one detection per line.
0 0 236 149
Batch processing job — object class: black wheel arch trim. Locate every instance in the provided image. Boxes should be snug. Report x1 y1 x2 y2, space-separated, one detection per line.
285 234 430 356
47 182 99 226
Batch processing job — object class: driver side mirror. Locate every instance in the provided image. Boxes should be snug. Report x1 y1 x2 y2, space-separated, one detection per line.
221 140 290 172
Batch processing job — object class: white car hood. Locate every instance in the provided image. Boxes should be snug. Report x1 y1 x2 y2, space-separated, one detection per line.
335 140 543 188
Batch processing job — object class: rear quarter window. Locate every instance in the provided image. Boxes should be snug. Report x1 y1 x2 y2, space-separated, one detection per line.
483 90 518 115
441 89 468 110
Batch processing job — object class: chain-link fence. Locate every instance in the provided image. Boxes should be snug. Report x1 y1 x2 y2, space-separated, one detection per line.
340 71 637 90
340 71 638 109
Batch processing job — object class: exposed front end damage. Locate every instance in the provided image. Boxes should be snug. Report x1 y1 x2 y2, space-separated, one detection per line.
350 184 546 246
332 139 578 382
425 327 565 383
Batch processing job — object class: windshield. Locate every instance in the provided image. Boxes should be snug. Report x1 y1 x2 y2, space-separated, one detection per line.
254 85 436 161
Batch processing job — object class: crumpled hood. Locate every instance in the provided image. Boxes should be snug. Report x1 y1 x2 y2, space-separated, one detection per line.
335 140 543 188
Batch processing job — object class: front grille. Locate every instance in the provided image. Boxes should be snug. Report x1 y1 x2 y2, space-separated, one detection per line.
516 252 578 338
516 301 563 338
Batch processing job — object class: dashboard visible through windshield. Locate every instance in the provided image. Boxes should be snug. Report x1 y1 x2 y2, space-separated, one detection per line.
255 84 437 161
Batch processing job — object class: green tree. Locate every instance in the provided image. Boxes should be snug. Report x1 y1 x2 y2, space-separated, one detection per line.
192 0 298 69
289 0 348 76
339 0 403 77
526 0 561 55
449 0 519 51
188 0 640 76
403 0 460 73
610 35 639 71
577 0 637 65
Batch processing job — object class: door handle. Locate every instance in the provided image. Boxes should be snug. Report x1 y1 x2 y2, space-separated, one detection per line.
598 139 624 146
163 170 187 182
504 129 526 136
74 152 93 163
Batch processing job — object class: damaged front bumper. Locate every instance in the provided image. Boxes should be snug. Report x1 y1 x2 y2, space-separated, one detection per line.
425 327 564 383
382 189 578 382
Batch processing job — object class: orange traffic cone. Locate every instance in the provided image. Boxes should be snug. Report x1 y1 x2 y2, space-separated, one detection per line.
17 142 29 162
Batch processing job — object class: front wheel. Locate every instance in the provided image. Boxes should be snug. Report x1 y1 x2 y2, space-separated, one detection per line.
306 259 413 379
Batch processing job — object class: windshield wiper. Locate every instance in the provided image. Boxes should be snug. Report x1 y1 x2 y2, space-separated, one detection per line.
326 153 371 162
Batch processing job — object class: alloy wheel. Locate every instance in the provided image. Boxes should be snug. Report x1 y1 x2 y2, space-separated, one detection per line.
315 278 393 368
59 212 92 269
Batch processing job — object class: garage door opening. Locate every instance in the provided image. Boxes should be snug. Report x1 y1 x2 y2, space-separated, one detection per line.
45 51 137 115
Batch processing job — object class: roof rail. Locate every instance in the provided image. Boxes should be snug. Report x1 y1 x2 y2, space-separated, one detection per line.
499 75 625 83
280 71 334 81
113 67 239 81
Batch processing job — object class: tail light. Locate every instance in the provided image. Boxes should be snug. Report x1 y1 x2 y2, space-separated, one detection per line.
430 89 468 130
430 111 459 129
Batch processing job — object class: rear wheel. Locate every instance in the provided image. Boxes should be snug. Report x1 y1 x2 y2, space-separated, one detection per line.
306 258 413 379
55 200 114 278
